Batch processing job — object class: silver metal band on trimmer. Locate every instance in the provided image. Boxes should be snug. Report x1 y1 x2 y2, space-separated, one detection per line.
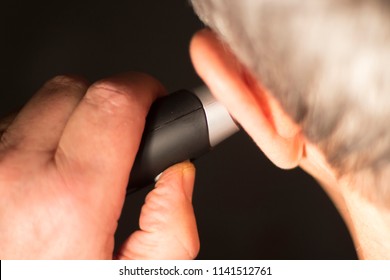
193 86 240 147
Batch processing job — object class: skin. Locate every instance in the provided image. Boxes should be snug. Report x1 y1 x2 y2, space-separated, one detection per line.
0 72 199 259
190 29 390 259
2 28 389 260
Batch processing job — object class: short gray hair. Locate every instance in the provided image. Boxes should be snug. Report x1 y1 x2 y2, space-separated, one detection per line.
191 0 390 190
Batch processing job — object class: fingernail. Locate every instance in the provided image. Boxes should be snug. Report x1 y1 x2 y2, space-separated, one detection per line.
154 172 163 182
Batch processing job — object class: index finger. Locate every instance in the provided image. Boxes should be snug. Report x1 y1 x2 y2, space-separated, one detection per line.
55 72 165 203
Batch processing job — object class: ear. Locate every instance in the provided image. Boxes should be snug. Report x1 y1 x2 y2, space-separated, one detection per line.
190 29 304 169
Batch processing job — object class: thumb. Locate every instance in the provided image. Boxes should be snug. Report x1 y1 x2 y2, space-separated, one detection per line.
116 162 200 259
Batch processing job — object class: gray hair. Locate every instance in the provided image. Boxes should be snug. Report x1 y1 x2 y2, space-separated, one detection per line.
191 0 390 194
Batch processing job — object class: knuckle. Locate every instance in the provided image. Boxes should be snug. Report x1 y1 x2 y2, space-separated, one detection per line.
43 75 88 93
0 125 19 151
86 81 137 114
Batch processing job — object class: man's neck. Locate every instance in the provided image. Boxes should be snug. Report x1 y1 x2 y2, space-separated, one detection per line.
300 142 390 259
341 184 390 259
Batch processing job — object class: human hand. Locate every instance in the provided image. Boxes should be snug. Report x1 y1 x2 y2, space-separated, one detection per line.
0 73 199 259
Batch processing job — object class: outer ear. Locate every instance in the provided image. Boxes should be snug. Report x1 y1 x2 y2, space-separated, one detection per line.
190 29 304 169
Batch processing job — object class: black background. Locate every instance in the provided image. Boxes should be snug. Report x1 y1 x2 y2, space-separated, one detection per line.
1 0 357 259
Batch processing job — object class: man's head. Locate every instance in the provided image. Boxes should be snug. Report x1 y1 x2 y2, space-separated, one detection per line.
190 0 390 203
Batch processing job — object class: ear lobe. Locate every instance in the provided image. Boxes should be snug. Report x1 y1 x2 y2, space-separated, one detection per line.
190 29 304 169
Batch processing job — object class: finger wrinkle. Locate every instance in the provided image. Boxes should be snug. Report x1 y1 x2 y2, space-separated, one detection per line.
41 75 88 96
173 232 199 260
0 126 19 151
84 85 146 117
